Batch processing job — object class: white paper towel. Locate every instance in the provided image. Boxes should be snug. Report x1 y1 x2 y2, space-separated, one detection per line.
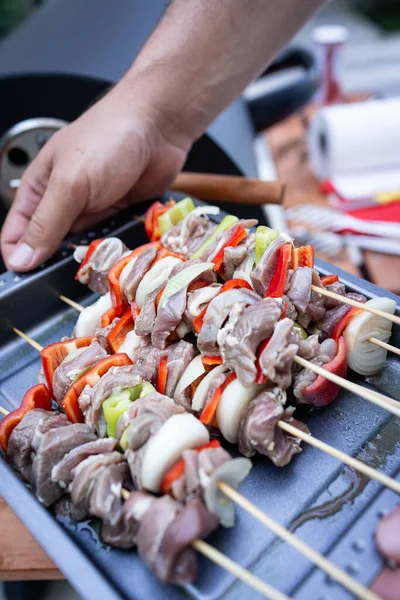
308 98 400 199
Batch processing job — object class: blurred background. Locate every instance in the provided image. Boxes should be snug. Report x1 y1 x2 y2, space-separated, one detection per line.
0 2 399 595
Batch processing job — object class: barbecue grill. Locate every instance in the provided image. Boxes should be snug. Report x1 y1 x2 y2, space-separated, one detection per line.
0 196 399 600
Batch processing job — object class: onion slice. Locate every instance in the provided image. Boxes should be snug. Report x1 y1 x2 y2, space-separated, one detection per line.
174 355 206 397
141 413 209 493
344 297 396 376
159 262 214 308
135 256 182 309
204 457 252 527
191 364 228 412
217 379 265 443
118 330 143 361
75 293 113 337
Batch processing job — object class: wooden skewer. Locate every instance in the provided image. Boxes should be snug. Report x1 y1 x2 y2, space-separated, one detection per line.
67 243 78 250
279 421 400 494
369 336 400 357
218 482 380 600
0 406 9 416
59 295 84 313
312 285 400 327
293 355 400 417
12 328 44 352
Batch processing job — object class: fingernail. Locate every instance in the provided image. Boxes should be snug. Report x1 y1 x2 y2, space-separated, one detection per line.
8 242 34 270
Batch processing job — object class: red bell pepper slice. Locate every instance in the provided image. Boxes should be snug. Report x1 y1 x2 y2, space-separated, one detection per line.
200 372 237 427
40 337 93 397
62 353 132 423
145 200 175 241
211 226 247 273
255 337 271 384
192 278 252 334
0 384 52 452
106 306 138 353
265 244 292 298
157 355 168 395
330 306 363 342
301 336 347 407
101 304 128 328
291 245 314 270
156 247 186 261
108 241 162 308
75 239 104 280
321 274 339 286
160 439 220 495
201 356 223 367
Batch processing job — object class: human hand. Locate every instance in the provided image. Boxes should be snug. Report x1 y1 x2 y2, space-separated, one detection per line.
371 506 400 600
1 82 189 271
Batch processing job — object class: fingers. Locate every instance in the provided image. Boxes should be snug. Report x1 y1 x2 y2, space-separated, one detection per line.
1 149 51 269
4 169 88 271
371 568 400 600
376 506 400 563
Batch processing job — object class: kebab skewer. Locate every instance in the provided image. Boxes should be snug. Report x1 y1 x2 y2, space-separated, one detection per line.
0 367 382 600
9 325 400 495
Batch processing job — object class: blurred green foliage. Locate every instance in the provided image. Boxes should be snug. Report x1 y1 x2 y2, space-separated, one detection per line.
354 0 400 31
0 0 36 39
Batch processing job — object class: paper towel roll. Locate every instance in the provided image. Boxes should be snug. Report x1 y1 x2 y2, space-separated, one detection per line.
308 98 400 199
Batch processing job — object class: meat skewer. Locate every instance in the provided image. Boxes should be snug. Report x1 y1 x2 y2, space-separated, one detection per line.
10 327 400 494
0 393 381 599
57 293 400 419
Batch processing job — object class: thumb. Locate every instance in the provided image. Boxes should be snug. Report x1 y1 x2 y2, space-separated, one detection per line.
6 171 87 272
375 506 400 563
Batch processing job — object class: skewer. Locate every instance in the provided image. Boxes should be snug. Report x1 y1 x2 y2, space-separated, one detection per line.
11 328 400 492
312 285 400 327
278 421 400 494
293 355 400 417
369 336 400 357
59 295 84 313
121 490 288 600
218 483 380 600
0 333 391 599
0 406 9 416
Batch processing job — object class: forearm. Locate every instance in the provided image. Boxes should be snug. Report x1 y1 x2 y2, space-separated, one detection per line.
121 0 325 148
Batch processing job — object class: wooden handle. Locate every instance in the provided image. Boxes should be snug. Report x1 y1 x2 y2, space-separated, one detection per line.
171 172 284 206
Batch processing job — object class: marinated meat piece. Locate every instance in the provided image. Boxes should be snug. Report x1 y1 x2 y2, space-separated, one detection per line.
293 338 338 403
135 261 189 337
52 438 117 488
297 333 320 360
171 446 231 504
101 490 152 549
133 339 163 384
238 387 309 466
152 263 216 349
204 219 258 263
90 461 133 526
184 284 221 326
95 318 120 351
70 451 123 521
32 423 96 506
75 238 127 294
286 267 312 313
123 246 158 303
162 213 216 256
324 281 346 309
31 412 70 454
164 341 196 398
153 498 219 584
53 340 108 408
259 318 299 389
197 287 260 356
7 409 54 482
118 392 184 451
79 366 142 434
319 292 367 335
251 233 292 296
220 298 282 386
282 295 298 322
223 233 255 281
135 494 218 585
